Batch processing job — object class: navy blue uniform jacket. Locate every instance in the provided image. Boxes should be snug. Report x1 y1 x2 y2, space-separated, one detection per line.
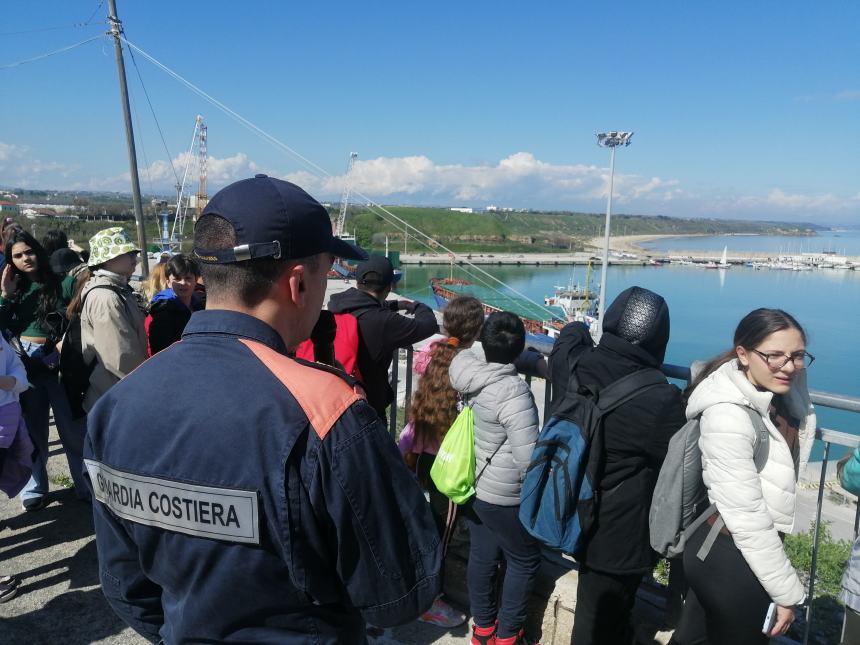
83 310 441 643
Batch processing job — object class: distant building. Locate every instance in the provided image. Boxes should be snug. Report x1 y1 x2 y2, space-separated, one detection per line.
0 201 20 215
450 207 474 214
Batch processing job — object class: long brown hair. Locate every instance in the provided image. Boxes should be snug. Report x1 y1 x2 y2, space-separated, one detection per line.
685 308 806 399
409 296 484 447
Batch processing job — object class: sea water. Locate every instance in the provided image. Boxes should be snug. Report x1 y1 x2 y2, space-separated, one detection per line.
398 261 860 459
640 229 860 256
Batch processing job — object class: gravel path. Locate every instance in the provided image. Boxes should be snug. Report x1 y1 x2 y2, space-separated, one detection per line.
0 425 470 644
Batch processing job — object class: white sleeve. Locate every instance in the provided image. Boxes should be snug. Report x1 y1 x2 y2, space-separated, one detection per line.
700 403 805 606
2 335 30 394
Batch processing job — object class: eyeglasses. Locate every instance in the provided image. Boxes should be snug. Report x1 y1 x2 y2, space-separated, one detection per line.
751 348 815 371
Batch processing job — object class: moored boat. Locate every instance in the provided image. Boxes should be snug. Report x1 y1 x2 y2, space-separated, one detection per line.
430 277 568 342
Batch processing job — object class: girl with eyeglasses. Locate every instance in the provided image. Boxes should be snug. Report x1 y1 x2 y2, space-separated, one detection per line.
670 308 816 645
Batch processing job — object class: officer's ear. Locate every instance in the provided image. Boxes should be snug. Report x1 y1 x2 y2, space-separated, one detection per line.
283 261 309 308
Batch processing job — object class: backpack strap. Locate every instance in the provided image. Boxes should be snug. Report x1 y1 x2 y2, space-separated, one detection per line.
694 404 770 562
594 367 667 416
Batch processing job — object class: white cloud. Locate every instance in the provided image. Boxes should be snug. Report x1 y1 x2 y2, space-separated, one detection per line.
285 152 682 209
835 89 860 102
0 141 76 185
95 152 263 193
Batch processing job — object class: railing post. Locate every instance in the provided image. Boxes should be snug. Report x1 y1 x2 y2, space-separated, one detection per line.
389 349 399 439
804 441 831 645
404 347 414 421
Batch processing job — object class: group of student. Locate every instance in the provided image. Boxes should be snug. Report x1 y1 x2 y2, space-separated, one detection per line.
398 284 829 645
0 175 855 645
0 224 204 602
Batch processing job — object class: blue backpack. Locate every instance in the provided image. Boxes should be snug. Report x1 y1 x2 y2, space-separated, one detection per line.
519 360 666 555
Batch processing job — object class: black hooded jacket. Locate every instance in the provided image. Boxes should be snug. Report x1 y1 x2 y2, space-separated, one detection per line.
327 288 438 417
574 287 686 574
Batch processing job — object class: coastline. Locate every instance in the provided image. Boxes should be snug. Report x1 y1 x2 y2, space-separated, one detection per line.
584 233 706 253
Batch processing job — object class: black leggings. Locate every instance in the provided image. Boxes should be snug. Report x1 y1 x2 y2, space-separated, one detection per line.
673 522 771 645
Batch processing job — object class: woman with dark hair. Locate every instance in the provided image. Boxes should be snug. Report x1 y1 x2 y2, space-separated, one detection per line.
41 229 69 258
0 230 83 510
673 308 816 644
145 254 202 355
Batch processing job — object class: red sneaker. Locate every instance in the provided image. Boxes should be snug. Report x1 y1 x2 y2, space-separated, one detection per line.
471 622 497 645
495 629 540 645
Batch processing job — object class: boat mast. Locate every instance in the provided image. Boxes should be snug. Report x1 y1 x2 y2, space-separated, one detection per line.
107 0 150 276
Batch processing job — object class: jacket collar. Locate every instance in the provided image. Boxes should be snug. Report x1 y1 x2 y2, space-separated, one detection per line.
182 309 288 354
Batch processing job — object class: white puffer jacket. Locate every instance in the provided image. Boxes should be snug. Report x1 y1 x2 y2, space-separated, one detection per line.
686 359 815 607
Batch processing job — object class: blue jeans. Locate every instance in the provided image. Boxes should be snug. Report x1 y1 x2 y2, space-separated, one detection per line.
18 341 89 502
467 499 541 639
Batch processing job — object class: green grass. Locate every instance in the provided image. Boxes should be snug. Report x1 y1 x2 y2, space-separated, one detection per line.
48 473 73 489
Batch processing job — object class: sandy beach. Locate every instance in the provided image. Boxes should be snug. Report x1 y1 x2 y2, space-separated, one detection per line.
584 234 704 253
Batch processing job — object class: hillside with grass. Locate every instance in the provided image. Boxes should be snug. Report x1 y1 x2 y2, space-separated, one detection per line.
343 205 819 254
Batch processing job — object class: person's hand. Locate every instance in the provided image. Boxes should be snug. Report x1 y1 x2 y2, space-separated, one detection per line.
0 375 17 391
1 265 19 299
398 300 417 313
770 604 795 637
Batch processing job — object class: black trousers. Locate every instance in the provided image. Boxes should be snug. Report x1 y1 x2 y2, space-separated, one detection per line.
571 565 642 645
467 499 541 639
673 522 771 645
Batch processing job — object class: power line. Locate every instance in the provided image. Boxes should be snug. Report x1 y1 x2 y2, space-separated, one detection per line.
119 37 562 321
125 38 179 189
0 1 106 36
0 35 103 70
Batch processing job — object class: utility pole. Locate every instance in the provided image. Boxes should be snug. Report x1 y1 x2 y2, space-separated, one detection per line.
107 0 149 276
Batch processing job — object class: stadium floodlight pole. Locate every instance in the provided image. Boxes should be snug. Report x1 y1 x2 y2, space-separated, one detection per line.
594 131 633 340
107 0 150 277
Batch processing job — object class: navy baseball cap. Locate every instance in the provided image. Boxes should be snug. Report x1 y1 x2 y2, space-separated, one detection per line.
194 174 367 264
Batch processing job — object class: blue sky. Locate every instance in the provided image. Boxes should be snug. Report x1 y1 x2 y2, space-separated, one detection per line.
1 1 858 224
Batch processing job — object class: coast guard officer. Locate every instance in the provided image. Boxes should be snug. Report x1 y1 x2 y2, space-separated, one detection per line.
83 175 442 643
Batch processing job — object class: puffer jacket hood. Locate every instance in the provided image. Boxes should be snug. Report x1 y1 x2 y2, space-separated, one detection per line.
449 347 539 506
601 286 670 364
686 358 815 606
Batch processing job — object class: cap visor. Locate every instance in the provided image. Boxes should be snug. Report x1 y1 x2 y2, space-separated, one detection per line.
330 237 369 261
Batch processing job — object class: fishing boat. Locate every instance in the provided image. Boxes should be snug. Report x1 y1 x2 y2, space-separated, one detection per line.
543 262 599 327
430 277 567 342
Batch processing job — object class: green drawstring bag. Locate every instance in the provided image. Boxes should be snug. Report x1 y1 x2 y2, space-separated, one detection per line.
430 404 476 505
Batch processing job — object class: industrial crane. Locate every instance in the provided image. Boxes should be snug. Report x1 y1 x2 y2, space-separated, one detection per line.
166 115 208 252
335 152 358 238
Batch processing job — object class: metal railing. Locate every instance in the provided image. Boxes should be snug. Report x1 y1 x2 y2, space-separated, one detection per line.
389 347 860 643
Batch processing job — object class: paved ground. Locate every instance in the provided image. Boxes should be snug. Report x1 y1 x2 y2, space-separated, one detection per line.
0 425 472 645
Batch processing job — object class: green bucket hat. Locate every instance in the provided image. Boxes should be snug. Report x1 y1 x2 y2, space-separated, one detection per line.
88 227 139 267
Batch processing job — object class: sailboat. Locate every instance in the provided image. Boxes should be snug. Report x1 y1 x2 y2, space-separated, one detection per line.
704 246 731 269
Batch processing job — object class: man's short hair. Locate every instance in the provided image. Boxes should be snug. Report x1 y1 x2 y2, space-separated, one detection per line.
194 214 319 306
165 254 201 280
480 311 525 364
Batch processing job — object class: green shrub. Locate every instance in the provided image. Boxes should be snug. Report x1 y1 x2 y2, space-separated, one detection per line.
784 522 851 598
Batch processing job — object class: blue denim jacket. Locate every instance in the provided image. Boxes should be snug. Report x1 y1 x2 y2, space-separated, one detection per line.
83 309 441 643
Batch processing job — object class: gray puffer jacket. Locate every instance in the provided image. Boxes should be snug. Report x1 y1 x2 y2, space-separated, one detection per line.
449 347 539 506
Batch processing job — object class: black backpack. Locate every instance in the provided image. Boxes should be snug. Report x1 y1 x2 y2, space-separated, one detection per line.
60 285 123 419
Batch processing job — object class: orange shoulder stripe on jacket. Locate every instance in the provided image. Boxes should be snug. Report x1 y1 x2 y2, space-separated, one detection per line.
239 338 361 440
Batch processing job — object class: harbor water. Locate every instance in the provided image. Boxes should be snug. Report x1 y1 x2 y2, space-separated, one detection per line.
640 229 860 256
397 257 860 460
